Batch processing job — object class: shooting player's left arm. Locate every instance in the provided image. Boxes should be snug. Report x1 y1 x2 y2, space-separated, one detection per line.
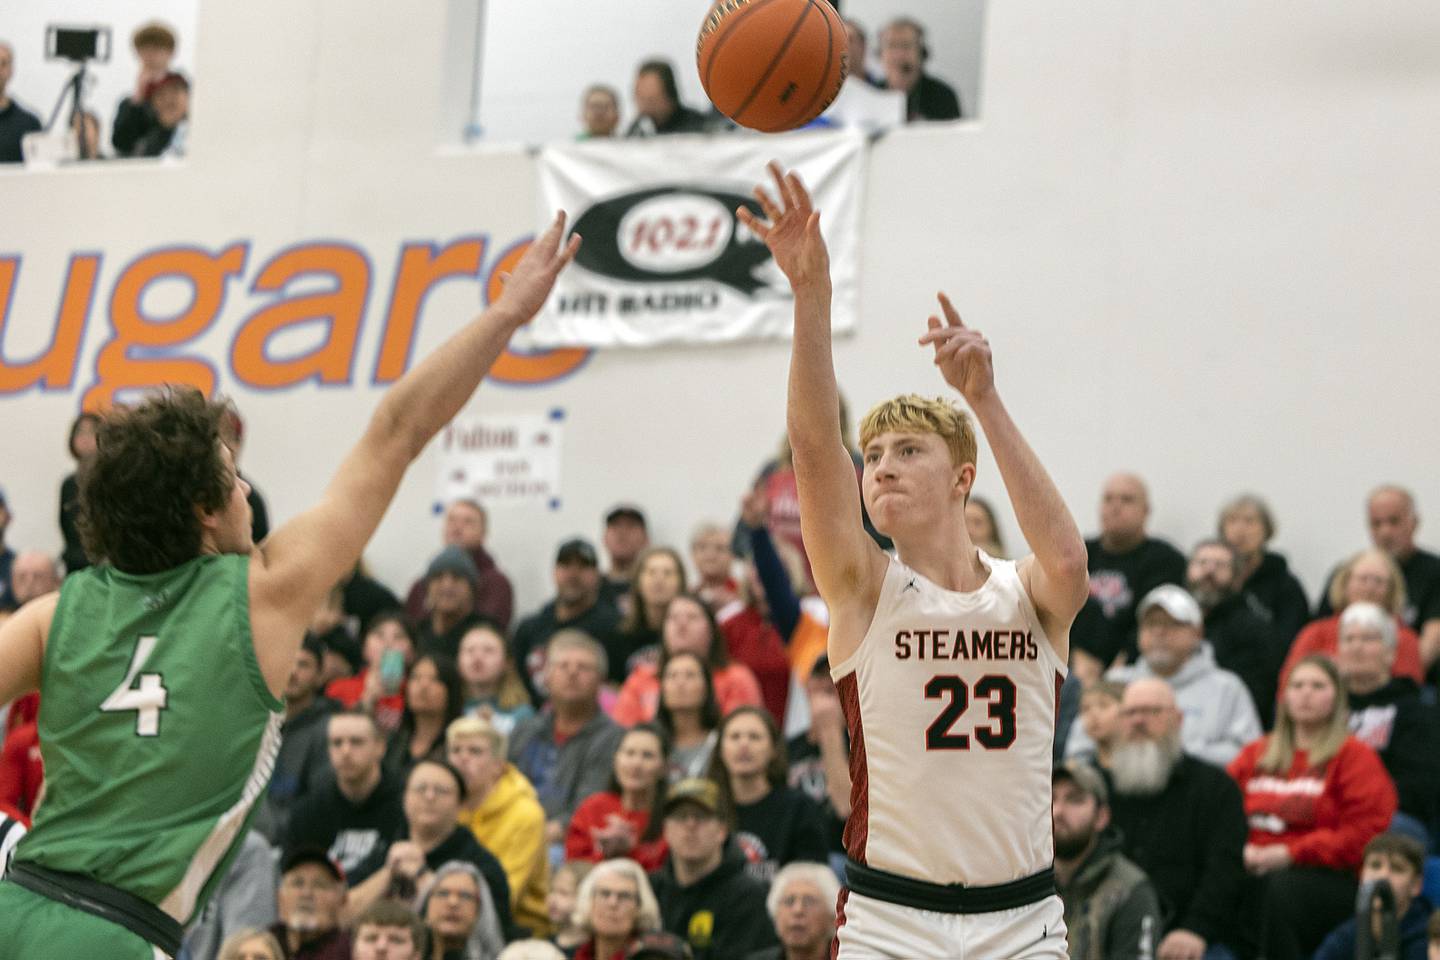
0 595 57 706
1018 555 1087 659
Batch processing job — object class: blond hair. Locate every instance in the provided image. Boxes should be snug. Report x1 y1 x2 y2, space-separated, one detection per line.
1327 547 1408 616
446 714 507 761
1260 654 1350 773
859 394 977 472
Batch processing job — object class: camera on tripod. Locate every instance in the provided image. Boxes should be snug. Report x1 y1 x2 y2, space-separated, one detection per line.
45 26 111 64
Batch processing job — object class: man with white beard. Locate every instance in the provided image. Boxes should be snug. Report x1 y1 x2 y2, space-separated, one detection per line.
1106 679 1249 960
1067 585 1261 768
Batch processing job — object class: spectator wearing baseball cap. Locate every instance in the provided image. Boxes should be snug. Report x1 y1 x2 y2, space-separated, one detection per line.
404 499 515 631
1052 760 1160 960
1067 584 1262 767
648 779 775 960
512 538 624 699
415 546 486 660
270 847 350 960
602 505 650 603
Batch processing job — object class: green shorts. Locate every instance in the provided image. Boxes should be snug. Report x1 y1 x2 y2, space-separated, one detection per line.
0 879 165 959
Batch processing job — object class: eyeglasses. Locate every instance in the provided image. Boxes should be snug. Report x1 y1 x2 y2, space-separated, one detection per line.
433 887 480 903
1119 705 1169 719
407 782 458 798
666 809 718 825
780 894 825 910
594 888 639 904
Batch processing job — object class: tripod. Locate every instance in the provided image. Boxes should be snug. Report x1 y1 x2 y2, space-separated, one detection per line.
45 58 96 159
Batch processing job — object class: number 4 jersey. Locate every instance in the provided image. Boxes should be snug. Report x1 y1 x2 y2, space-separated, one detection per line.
831 553 1066 887
15 554 283 926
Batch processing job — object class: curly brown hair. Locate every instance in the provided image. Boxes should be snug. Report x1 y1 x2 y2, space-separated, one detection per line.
78 387 233 574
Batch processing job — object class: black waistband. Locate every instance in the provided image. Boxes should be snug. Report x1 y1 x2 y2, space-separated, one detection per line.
845 858 1055 915
7 861 182 957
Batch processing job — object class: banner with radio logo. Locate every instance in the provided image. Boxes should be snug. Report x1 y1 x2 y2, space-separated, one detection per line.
521 128 864 348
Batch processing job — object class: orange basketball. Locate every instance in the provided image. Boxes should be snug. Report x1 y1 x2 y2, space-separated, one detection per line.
697 0 849 134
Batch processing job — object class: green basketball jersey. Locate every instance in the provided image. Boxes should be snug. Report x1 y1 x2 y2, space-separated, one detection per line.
14 553 283 926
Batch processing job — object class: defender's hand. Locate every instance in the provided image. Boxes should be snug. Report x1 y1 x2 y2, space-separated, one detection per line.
737 162 830 289
493 210 582 321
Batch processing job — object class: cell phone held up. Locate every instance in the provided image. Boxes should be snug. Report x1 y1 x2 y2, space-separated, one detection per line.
379 648 406 695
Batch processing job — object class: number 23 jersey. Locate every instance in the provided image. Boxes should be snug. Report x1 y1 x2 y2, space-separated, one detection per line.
831 552 1066 887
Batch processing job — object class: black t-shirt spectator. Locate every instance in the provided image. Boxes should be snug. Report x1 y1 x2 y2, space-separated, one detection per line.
511 597 624 699
649 840 777 960
785 733 846 854
0 100 42 163
350 825 516 939
732 787 829 884
0 547 15 612
1348 677 1440 826
1204 592 1285 728
111 96 159 156
1316 547 1440 631
1104 755 1248 949
626 104 709 137
285 770 405 880
58 474 90 573
1239 551 1310 648
868 74 962 122
341 569 402 639
1084 536 1187 663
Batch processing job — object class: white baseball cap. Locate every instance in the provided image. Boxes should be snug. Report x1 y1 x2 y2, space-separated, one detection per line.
1136 584 1203 627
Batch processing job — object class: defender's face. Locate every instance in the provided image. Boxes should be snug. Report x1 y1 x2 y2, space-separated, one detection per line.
208 444 253 555
861 431 964 536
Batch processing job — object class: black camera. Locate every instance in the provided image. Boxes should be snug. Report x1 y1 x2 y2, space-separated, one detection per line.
46 26 112 63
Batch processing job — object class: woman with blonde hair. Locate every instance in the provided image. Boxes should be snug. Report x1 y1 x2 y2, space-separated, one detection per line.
1279 548 1423 689
568 858 662 960
1227 654 1398 960
217 929 284 960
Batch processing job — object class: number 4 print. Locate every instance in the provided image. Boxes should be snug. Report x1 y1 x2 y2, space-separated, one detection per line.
100 636 169 737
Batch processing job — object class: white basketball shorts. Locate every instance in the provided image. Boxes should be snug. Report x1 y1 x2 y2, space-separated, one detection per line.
832 889 1067 959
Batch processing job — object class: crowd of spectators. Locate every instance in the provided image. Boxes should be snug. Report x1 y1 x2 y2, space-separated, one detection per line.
5 397 1440 960
0 21 190 165
578 12 962 142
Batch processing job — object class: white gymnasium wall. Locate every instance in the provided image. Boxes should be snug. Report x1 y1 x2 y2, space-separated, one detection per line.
462 0 986 145
2 0 1439 618
1 1 199 149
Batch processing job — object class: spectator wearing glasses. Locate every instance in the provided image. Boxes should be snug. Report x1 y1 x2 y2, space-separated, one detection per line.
746 861 839 960
344 759 515 940
568 858 663 960
417 860 506 960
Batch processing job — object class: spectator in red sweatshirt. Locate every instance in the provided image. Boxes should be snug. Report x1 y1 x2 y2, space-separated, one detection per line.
1281 548 1423 690
612 595 762 726
1228 654 1398 960
565 723 670 871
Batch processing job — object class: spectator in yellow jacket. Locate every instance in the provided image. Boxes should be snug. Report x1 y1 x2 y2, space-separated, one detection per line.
447 715 551 937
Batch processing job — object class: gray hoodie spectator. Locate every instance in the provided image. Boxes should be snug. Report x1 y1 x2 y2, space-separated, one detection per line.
1067 585 1261 767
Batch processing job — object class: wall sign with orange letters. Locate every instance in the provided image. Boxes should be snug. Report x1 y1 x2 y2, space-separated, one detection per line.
0 233 593 410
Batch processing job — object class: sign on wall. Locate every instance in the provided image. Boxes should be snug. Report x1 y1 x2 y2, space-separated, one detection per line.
524 129 864 348
435 410 565 510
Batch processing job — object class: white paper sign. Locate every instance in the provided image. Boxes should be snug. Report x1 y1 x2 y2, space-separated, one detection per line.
435 411 564 509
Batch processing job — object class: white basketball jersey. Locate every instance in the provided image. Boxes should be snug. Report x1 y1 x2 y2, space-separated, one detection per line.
832 553 1067 886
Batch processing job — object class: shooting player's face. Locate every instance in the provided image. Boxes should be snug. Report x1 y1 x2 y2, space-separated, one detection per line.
862 431 964 536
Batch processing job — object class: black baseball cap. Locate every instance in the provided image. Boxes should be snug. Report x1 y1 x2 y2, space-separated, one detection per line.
280 846 345 884
605 504 647 528
556 538 599 566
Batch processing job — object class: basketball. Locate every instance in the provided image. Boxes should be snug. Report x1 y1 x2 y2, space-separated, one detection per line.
697 0 849 134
